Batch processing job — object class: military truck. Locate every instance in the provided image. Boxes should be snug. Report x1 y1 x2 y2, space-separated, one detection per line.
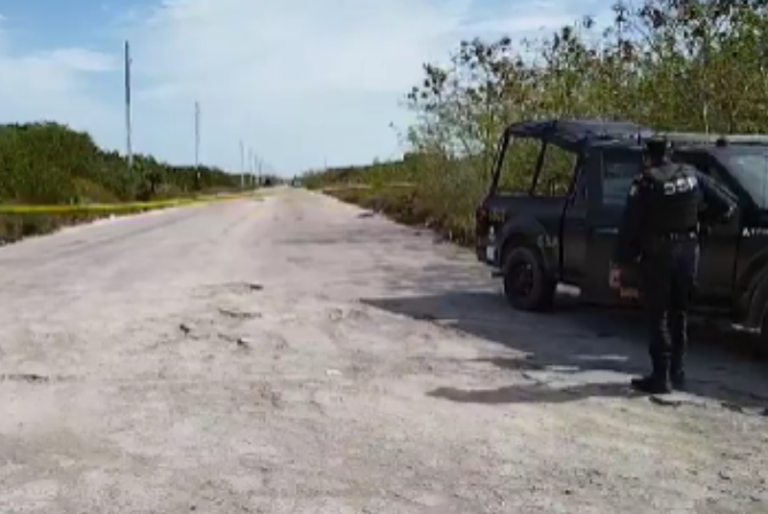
474 119 768 342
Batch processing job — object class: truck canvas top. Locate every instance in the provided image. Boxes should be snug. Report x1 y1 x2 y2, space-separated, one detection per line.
506 119 653 151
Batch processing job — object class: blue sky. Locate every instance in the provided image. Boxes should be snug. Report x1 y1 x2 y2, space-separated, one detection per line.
0 0 610 176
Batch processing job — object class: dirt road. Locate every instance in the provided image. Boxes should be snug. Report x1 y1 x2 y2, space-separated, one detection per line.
0 188 766 513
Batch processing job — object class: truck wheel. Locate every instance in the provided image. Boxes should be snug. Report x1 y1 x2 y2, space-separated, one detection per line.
502 246 556 312
758 303 768 356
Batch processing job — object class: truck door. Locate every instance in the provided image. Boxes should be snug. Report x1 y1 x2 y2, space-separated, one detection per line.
582 148 644 305
560 160 589 283
675 154 741 304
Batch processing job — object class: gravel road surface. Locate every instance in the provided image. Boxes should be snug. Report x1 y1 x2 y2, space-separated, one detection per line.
0 188 766 513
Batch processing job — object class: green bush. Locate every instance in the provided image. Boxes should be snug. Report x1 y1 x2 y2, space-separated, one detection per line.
304 0 768 245
0 121 243 205
0 121 251 243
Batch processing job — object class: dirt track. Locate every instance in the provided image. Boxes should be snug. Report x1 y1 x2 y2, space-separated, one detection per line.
0 187 766 513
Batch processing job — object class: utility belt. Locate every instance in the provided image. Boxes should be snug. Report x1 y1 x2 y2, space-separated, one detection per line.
653 229 698 241
642 229 698 254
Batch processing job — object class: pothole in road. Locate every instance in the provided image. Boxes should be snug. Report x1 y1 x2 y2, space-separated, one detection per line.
252 382 284 409
1 373 49 383
217 331 291 353
0 373 74 383
229 282 264 293
326 306 371 322
193 281 264 298
217 307 262 320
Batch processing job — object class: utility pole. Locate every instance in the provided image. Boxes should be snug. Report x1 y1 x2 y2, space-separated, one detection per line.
241 143 247 190
124 40 133 169
247 148 252 173
194 102 201 189
252 148 256 187
194 101 200 168
239 140 245 189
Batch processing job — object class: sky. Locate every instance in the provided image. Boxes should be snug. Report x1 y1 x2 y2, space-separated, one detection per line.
0 0 611 176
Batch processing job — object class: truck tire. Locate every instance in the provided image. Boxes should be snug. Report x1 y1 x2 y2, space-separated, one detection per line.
502 246 556 312
758 303 768 357
745 274 768 357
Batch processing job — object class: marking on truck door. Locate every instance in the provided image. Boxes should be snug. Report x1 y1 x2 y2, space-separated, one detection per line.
537 234 559 249
742 227 768 237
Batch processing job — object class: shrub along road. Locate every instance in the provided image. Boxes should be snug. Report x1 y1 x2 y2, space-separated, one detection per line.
0 187 766 513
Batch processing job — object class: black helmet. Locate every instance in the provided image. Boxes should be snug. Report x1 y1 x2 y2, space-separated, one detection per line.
643 136 671 163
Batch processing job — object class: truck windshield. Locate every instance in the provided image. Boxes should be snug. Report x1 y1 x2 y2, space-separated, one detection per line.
721 149 768 209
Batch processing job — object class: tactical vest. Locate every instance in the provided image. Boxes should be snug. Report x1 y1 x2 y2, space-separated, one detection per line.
643 163 700 233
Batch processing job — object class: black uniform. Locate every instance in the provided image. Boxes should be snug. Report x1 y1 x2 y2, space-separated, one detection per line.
613 159 736 393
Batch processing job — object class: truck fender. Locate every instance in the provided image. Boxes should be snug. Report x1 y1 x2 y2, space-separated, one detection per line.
736 249 768 295
499 218 558 280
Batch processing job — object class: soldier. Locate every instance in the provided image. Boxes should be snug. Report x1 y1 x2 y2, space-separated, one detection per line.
609 137 736 394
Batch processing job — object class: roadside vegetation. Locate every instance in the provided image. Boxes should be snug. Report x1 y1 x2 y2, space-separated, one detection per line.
0 122 269 243
303 0 768 246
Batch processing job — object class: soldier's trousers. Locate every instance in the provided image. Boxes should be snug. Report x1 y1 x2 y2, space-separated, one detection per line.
641 238 700 375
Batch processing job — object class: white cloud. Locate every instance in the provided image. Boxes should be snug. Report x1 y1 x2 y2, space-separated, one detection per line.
0 18 120 141
123 0 594 174
0 1 612 175
45 48 117 72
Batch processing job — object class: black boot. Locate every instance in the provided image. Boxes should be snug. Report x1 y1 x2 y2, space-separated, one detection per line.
631 357 671 394
670 367 686 391
670 351 687 391
631 374 672 394
669 311 688 391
